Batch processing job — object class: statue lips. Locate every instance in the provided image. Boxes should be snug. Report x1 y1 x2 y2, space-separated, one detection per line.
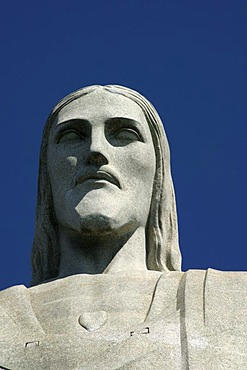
76 170 121 189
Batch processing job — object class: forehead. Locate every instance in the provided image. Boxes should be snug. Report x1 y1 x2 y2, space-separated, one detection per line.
55 89 148 126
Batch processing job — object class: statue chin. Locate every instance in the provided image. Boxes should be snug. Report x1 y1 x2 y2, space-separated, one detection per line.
77 213 118 235
74 198 121 234
55 189 124 235
71 193 139 236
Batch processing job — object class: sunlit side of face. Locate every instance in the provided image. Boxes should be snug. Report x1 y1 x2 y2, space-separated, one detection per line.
47 88 156 235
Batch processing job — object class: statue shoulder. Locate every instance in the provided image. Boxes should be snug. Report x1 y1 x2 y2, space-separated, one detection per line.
0 284 44 340
206 266 247 283
183 268 247 342
185 267 247 291
204 268 247 326
0 284 28 314
184 267 247 316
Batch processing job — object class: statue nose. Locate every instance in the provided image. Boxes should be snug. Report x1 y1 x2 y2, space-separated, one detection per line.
86 129 109 166
86 151 108 166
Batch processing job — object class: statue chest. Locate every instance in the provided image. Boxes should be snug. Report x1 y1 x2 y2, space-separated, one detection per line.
1 272 183 369
2 270 246 369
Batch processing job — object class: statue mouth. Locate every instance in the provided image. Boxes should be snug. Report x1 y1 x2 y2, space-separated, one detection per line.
75 170 121 189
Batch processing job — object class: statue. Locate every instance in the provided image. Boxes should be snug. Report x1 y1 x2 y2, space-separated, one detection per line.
1 85 246 369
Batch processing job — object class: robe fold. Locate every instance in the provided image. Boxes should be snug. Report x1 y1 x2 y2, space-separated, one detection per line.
1 269 246 369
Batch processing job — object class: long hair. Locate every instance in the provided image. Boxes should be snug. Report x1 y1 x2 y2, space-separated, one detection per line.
30 85 181 286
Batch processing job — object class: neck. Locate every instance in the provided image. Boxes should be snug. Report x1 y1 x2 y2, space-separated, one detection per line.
58 226 148 278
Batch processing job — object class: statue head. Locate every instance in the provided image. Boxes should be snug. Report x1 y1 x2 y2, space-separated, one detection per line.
31 85 181 286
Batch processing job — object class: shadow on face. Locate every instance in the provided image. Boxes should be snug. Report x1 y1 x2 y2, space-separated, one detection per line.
47 89 156 236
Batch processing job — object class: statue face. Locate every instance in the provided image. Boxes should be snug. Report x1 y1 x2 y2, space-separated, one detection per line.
47 89 156 235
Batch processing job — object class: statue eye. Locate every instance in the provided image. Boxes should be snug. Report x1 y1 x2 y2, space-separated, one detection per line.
114 128 142 142
57 130 82 144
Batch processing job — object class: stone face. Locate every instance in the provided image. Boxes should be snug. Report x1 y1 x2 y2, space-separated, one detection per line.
0 85 246 368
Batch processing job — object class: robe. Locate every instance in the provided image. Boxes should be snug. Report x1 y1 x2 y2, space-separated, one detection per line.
0 269 246 369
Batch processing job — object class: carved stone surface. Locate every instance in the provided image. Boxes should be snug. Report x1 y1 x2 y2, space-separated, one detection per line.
0 85 246 369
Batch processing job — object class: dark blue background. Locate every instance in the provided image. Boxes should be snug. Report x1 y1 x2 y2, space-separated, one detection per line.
1 0 246 290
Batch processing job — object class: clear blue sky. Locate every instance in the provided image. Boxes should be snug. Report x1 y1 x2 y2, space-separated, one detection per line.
1 0 246 290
